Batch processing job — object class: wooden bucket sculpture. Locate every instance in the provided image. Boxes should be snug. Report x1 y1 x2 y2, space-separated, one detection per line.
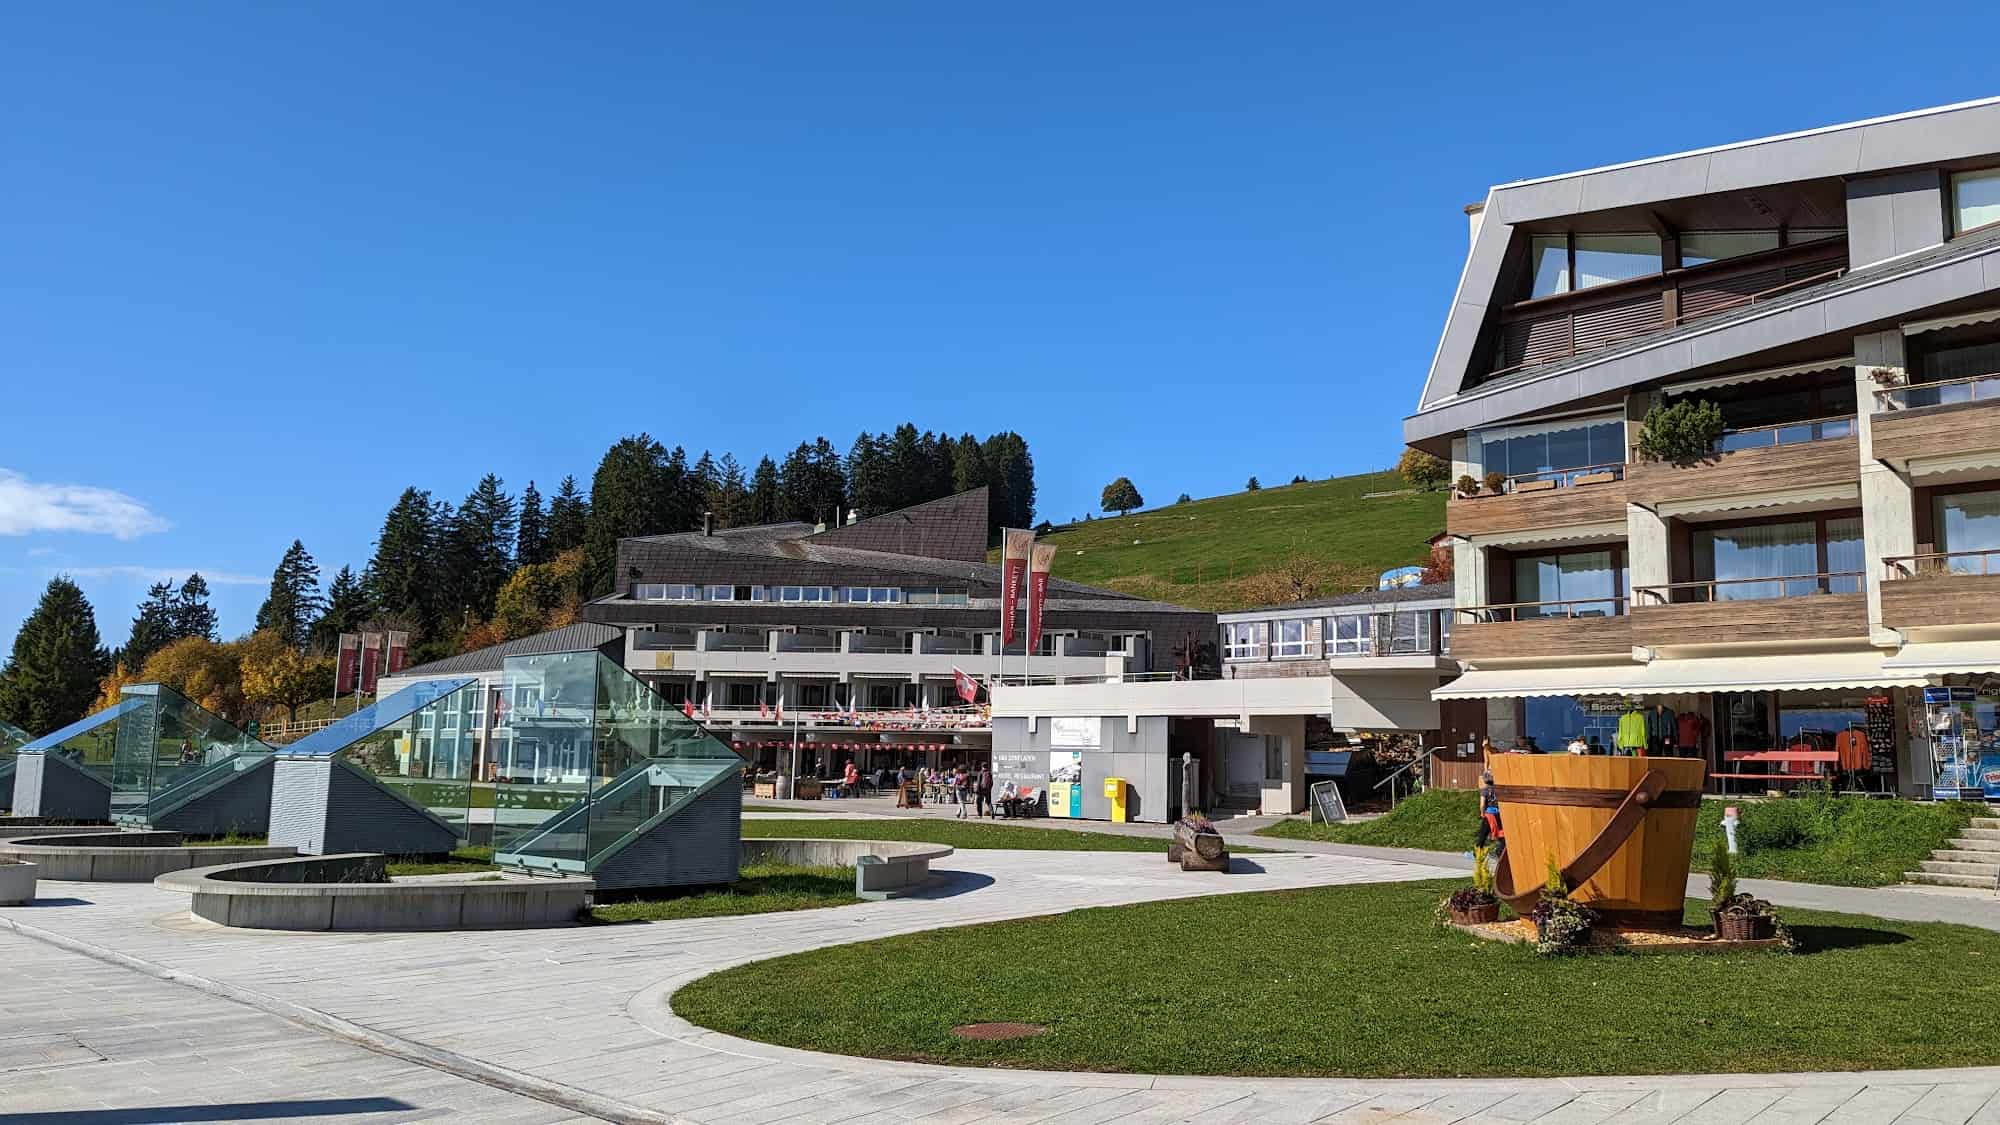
1490 755 1706 928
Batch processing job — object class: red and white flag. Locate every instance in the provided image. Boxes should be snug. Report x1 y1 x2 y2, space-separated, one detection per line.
682 698 696 719
759 699 770 720
775 697 785 723
1027 543 1056 654
953 666 981 705
702 696 713 721
1000 528 1034 647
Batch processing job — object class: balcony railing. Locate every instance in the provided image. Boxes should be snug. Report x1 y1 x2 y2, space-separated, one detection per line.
1455 597 1626 623
1883 550 2000 580
1487 461 1626 495
1713 414 1854 453
1634 572 1863 605
1875 371 2000 411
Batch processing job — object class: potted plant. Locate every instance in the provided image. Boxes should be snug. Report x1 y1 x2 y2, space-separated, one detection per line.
1439 845 1501 925
1454 474 1480 499
1635 399 1724 463
0 858 36 906
1526 855 1597 955
1708 839 1780 941
1482 471 1508 495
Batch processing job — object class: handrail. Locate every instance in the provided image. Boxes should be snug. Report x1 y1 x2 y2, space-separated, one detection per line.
1633 571 1863 604
1874 370 2000 410
1883 550 2000 580
1455 598 1626 623
1492 462 1626 492
1374 746 1448 808
1666 267 1846 327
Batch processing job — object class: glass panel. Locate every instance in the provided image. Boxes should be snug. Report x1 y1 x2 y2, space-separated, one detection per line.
1788 228 1842 244
1505 433 1550 478
1521 696 1619 754
1680 231 1780 267
332 681 484 839
1546 426 1590 472
108 684 270 819
1587 421 1624 467
1695 521 1818 600
1514 550 1616 617
1954 169 2000 234
1825 517 1864 593
1937 490 2000 573
1530 235 1569 297
1573 233 1661 289
1480 438 1507 478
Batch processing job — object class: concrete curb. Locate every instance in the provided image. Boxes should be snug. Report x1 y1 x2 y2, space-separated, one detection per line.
0 912 681 1125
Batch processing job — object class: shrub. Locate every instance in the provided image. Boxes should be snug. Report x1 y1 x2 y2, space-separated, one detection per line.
1636 399 1723 462
1245 476 1262 492
1454 474 1479 497
1482 470 1507 494
1708 837 1737 912
1398 448 1449 491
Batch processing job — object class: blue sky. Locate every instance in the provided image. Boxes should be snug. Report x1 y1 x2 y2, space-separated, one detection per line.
0 2 1990 653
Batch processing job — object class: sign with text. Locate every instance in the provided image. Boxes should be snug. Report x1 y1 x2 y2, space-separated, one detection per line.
1000 529 1034 647
1048 716 1101 750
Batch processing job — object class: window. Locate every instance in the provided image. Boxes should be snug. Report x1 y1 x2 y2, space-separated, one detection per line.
634 582 699 602
724 682 759 708
777 586 834 603
866 683 899 709
706 585 765 602
1788 228 1842 245
1223 621 1267 660
1265 739 1284 782
1954 169 2000 235
842 587 900 604
1329 613 1373 655
905 588 968 606
1380 610 1432 655
1529 235 1570 297
1513 549 1622 617
1680 231 1780 267
1272 619 1311 658
1478 418 1625 483
1692 516 1862 600
1574 233 1661 289
796 683 830 708
1936 489 2000 572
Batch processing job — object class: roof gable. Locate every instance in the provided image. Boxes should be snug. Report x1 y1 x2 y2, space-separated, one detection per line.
803 487 990 563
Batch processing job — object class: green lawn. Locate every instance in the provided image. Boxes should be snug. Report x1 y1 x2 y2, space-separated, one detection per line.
386 845 497 877
673 878 2000 1077
1256 789 1987 888
743 818 1184 853
1022 471 1443 612
184 833 270 847
589 862 858 923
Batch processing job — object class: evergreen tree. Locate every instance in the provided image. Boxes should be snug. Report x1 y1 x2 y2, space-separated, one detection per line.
661 446 698 533
253 540 325 650
445 474 517 623
748 456 781 525
516 480 549 566
982 431 1036 529
172 573 218 643
584 434 673 597
804 437 848 524
0 576 111 733
845 433 891 518
546 475 589 554
883 425 926 512
124 579 181 671
716 454 751 527
366 487 444 638
690 451 721 520
310 565 371 652
950 431 989 494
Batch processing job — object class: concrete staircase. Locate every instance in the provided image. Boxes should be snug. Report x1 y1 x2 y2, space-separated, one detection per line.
1905 817 2000 889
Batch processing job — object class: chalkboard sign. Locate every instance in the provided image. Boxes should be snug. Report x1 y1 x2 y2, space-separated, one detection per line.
1310 779 1348 825
1865 695 1896 773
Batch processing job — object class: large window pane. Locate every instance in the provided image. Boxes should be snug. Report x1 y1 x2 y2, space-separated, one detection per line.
1530 235 1569 297
1680 231 1779 267
1695 521 1818 600
1955 169 2000 234
1505 433 1550 478
1573 234 1661 289
1481 438 1507 477
1826 516 1864 593
1938 490 2000 572
1513 550 1616 616
1587 421 1624 467
1546 426 1590 472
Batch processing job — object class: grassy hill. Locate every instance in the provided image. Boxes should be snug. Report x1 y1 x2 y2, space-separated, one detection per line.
1034 471 1445 611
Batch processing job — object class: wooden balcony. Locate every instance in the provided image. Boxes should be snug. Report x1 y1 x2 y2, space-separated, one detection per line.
1451 600 1631 662
1446 472 1628 538
1880 552 2000 632
1624 428 1858 507
1631 574 1868 647
1873 373 2000 468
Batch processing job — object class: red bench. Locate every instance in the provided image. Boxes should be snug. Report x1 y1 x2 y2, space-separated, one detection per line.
1713 749 1839 792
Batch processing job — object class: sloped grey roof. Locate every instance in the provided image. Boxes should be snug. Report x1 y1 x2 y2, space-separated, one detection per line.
393 622 624 678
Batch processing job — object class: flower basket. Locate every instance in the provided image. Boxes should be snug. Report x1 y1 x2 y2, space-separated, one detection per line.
1450 899 1501 925
1713 910 1776 942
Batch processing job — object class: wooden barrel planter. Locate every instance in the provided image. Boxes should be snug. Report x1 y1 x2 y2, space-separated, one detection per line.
1491 755 1706 929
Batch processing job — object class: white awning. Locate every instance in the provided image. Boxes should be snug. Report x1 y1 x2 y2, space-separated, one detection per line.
1435 651 1925 701
1656 483 1861 521
1663 356 1853 397
1904 308 2000 336
1883 641 2000 675
1434 665 1646 700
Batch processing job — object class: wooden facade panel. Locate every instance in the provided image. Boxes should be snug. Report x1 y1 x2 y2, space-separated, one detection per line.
1451 615 1632 662
1880 575 2000 630
1873 400 2000 466
1624 436 1859 506
1631 593 1868 646
1446 479 1629 538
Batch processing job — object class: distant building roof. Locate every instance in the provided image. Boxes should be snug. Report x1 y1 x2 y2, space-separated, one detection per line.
390 621 624 679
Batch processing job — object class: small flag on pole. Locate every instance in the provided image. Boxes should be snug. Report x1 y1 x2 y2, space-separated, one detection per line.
953 666 980 705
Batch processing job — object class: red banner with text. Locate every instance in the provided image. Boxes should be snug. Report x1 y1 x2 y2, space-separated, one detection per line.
1026 543 1056 653
1000 528 1034 647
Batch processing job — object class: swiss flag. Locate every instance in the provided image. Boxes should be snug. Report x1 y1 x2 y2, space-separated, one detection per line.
953 666 980 705
682 698 696 719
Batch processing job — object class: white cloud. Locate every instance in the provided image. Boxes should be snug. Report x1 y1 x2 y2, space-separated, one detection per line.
0 469 168 540
65 565 266 587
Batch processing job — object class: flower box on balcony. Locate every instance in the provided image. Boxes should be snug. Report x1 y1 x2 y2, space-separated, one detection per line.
1571 471 1619 486
1513 479 1558 493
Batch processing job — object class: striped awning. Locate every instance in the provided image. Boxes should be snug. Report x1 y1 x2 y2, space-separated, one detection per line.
1883 641 2000 676
1436 651 1926 700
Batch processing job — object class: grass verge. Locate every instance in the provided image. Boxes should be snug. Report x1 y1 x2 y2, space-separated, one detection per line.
386 846 497 877
1255 788 1987 888
589 863 858 923
743 818 1219 853
672 878 2000 1077
184 833 270 847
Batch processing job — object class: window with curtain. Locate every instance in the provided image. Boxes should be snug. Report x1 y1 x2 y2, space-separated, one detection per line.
1477 419 1624 482
1573 234 1661 289
1694 520 1840 600
1512 550 1620 617
1954 169 2000 234
1937 490 2000 572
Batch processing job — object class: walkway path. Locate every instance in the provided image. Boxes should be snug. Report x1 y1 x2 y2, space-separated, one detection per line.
8 838 2000 1123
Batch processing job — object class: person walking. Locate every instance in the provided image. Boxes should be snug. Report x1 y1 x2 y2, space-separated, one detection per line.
976 763 994 818
954 764 969 819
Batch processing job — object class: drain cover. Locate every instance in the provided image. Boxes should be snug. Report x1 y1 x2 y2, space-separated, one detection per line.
950 1022 1047 1041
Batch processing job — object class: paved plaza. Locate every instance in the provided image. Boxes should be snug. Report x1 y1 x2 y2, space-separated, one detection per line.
6 840 2000 1124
